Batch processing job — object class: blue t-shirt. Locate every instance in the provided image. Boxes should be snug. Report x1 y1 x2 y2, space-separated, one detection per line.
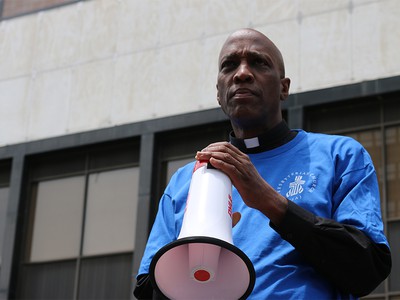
138 130 388 299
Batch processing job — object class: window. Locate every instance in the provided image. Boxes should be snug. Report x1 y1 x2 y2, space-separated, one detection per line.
16 139 140 300
0 160 11 271
386 126 400 220
0 187 9 267
388 222 400 292
150 121 231 225
0 0 81 19
386 125 400 295
156 121 231 194
83 167 139 256
29 176 85 262
166 158 194 184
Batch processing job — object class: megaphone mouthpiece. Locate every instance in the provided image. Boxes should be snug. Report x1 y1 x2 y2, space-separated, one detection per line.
150 237 255 300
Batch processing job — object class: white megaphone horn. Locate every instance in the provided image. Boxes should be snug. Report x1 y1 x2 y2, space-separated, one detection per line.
149 160 255 300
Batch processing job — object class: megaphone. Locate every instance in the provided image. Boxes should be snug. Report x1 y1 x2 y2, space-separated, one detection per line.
149 161 255 299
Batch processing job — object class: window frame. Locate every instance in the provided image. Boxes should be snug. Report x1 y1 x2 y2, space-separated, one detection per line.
16 138 140 299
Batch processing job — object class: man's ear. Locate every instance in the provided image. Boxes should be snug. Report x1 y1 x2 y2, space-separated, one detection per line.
280 77 291 101
216 84 221 105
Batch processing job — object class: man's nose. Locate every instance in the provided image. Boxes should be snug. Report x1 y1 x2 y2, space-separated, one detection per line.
233 63 254 83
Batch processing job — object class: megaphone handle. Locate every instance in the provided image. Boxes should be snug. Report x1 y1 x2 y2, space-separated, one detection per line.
207 162 216 169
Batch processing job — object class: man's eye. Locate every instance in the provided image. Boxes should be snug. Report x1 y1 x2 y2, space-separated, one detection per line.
254 58 269 67
221 61 236 70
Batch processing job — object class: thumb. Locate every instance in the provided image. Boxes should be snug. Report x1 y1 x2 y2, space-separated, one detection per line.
232 212 241 227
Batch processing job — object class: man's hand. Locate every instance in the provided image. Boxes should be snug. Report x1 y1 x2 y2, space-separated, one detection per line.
195 142 288 225
232 211 241 227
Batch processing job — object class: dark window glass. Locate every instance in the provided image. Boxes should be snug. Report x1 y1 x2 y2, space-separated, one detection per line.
28 151 86 180
78 254 132 300
0 160 11 271
304 97 381 133
386 126 400 219
0 187 9 268
383 93 400 123
0 160 11 184
17 260 76 300
388 222 400 292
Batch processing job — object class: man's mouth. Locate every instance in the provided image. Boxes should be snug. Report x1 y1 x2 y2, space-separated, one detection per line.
231 88 257 99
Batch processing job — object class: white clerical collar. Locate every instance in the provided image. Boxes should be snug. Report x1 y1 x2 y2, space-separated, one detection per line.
244 137 260 149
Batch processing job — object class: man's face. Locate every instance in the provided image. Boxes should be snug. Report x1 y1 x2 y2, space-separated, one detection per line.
217 30 290 136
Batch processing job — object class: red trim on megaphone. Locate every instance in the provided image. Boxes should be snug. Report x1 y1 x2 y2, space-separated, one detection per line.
193 160 207 173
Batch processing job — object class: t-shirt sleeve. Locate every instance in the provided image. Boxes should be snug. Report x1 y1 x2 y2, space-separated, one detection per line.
270 140 391 297
331 146 387 246
137 192 177 277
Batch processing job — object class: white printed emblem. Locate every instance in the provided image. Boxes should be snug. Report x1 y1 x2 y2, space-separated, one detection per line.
277 172 317 201
286 175 305 198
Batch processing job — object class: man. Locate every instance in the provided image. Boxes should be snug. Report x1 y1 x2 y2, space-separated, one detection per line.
134 28 391 299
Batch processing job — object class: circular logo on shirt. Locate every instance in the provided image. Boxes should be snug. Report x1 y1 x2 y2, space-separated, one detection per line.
276 171 317 201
